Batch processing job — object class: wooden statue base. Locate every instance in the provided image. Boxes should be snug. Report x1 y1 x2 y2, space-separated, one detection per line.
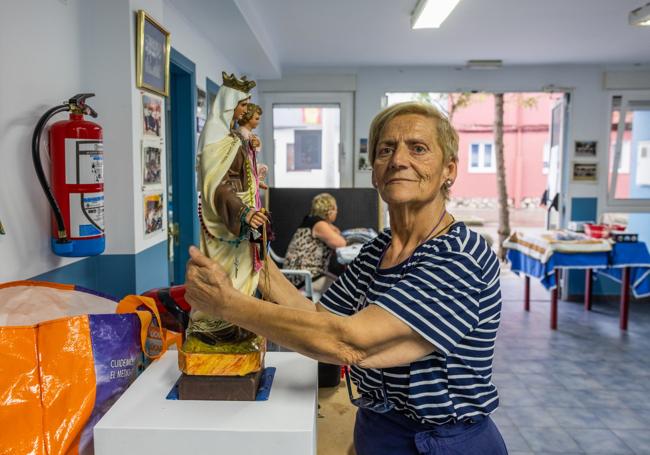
178 369 263 401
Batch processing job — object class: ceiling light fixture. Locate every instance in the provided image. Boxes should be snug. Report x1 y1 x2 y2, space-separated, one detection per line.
411 0 460 29
466 60 503 70
629 2 650 26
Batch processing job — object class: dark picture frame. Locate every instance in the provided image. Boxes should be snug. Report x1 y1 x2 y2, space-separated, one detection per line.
142 141 162 187
144 192 164 235
572 162 598 182
142 93 163 137
136 10 170 97
575 140 597 158
294 130 322 171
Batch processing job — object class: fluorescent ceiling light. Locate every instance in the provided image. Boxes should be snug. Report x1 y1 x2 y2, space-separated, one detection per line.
466 60 503 70
629 2 650 26
411 0 460 29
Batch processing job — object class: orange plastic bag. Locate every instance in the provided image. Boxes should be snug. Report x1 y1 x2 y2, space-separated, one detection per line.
0 281 179 455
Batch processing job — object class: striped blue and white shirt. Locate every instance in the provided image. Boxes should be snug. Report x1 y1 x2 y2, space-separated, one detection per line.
320 222 501 424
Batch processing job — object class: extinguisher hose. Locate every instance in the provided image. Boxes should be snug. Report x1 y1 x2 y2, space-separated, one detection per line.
32 104 70 242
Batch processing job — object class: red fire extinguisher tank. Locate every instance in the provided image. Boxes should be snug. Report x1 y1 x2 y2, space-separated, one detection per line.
49 113 105 256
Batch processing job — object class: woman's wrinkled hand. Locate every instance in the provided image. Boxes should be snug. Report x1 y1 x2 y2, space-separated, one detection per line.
185 246 234 319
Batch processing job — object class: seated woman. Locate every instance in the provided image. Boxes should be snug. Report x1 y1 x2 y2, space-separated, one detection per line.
283 193 347 294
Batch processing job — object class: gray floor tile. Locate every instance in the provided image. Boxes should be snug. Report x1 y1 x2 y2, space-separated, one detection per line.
572 390 628 409
515 373 564 387
499 425 531 452
616 390 650 410
595 407 648 430
546 407 605 429
505 406 558 427
527 386 584 408
612 430 650 454
499 387 542 408
519 426 582 453
553 373 604 390
491 408 515 428
571 428 634 454
510 362 549 374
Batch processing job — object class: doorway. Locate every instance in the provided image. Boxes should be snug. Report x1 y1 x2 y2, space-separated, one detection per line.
166 48 198 284
262 92 354 188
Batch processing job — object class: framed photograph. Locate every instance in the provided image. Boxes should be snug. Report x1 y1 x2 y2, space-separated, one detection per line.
144 192 164 235
575 141 597 158
572 162 598 182
294 130 322 171
142 93 163 137
142 140 162 186
358 138 371 171
136 10 170 97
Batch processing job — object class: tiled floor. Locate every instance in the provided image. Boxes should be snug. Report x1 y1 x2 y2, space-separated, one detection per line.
493 272 650 455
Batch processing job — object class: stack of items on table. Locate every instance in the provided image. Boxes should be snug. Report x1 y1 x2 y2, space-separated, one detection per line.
503 230 612 264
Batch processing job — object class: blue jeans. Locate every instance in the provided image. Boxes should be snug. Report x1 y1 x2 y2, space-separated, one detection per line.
354 408 508 455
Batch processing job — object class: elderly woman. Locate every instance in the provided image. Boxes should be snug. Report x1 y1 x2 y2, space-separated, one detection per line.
185 101 506 455
283 192 346 293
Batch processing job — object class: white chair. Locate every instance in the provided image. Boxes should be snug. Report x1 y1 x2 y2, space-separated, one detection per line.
268 246 315 301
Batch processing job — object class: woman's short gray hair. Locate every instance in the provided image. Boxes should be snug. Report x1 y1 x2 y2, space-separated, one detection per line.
368 101 459 199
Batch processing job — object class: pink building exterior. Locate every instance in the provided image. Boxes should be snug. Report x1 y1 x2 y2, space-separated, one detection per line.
448 93 562 207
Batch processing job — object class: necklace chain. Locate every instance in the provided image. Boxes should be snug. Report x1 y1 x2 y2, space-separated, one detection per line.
381 210 453 269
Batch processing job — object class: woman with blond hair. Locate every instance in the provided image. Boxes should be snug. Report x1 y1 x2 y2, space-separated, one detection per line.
283 192 346 293
185 101 506 454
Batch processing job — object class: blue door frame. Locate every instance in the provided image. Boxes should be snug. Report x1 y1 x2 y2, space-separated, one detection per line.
206 77 219 117
169 48 198 284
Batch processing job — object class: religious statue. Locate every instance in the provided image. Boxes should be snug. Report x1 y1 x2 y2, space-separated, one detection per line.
179 72 268 380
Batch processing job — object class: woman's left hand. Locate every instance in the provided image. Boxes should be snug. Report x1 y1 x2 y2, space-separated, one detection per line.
185 246 234 319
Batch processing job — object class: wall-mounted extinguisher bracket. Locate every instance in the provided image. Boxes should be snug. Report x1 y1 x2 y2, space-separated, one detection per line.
32 93 105 257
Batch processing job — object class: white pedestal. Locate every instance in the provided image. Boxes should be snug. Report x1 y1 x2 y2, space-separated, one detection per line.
94 351 318 455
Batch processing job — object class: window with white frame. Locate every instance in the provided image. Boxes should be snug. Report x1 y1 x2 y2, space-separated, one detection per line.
605 92 650 212
468 142 495 173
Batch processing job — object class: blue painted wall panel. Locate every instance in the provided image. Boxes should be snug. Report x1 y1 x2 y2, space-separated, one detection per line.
31 242 169 299
135 240 170 294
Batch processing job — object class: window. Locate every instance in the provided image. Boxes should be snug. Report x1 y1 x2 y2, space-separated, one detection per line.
272 105 340 187
610 140 631 174
606 93 650 209
468 142 496 173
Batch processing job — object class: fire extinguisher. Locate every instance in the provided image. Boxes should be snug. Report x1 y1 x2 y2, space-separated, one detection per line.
32 93 105 257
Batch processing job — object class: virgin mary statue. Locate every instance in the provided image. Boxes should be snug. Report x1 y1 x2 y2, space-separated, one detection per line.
186 72 265 350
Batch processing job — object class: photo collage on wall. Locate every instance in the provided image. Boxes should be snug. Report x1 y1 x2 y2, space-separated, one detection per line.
136 9 169 238
572 140 598 183
141 91 165 237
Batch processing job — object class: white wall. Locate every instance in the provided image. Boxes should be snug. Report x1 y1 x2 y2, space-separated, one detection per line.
162 0 240 92
0 0 251 285
80 0 136 255
0 0 87 281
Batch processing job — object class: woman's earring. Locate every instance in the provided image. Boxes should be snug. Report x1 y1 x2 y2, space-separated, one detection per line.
445 179 453 188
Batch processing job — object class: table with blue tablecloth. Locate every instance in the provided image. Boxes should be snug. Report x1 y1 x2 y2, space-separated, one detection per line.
505 233 650 330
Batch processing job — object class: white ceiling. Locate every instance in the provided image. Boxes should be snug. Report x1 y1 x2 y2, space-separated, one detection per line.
173 0 650 77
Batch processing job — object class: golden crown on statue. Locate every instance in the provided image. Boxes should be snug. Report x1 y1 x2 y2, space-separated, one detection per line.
221 72 256 93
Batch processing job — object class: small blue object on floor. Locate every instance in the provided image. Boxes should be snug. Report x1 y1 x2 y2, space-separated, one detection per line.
166 367 276 401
